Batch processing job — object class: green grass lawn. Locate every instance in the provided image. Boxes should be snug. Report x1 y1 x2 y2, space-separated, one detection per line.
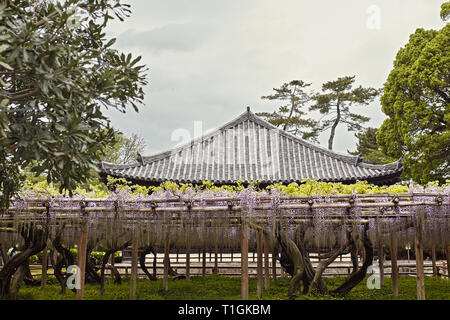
16 275 450 300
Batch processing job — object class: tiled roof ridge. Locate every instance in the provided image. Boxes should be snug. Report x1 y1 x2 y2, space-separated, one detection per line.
100 109 401 172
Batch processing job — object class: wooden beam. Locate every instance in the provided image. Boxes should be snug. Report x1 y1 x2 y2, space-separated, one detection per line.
414 210 425 300
241 222 248 300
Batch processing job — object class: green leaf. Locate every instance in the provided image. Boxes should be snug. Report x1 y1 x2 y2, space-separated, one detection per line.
0 61 12 70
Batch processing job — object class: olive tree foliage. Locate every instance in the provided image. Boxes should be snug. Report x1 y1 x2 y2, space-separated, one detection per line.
377 9 449 183
0 0 147 208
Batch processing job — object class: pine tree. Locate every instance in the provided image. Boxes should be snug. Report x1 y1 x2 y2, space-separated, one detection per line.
310 76 380 150
256 80 319 141
348 127 395 164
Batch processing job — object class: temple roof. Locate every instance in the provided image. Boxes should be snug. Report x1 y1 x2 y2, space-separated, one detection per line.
99 109 402 185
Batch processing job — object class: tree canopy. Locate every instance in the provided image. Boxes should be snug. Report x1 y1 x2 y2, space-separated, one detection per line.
102 131 146 164
377 16 449 183
441 1 450 21
256 80 319 142
348 127 395 165
0 0 147 207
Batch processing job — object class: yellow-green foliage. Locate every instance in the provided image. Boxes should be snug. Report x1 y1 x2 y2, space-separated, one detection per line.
267 179 410 196
105 177 411 196
22 175 111 198
20 174 449 198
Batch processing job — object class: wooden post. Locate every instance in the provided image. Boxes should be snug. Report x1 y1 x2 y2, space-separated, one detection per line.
185 203 191 280
41 243 48 287
202 244 207 279
378 243 384 286
271 215 277 283
76 202 88 300
264 233 270 291
272 245 277 283
163 233 170 291
390 233 398 297
431 245 437 277
256 229 263 299
110 252 115 280
130 229 138 300
447 246 450 278
186 233 190 280
415 209 425 300
41 202 50 287
213 244 219 274
279 246 285 277
241 222 248 300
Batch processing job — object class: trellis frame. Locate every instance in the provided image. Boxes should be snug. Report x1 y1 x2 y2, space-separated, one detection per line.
1 192 449 300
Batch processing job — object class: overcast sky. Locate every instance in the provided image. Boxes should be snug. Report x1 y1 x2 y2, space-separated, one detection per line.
103 0 445 156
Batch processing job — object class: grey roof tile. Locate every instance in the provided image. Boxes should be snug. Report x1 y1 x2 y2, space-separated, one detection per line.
100 110 403 185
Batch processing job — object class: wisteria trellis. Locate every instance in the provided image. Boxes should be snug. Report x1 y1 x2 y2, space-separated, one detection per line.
1 186 449 254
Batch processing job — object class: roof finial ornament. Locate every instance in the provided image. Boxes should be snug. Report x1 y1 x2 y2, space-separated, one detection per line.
136 152 144 165
355 153 363 166
247 106 250 113
396 157 403 170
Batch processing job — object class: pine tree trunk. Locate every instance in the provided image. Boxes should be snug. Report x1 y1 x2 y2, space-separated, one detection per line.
327 101 341 150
